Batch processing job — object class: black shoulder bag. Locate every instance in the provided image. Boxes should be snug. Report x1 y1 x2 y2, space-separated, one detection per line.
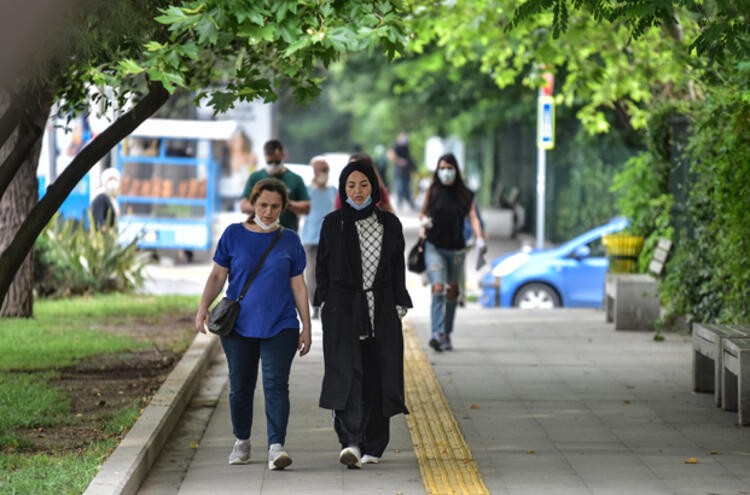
206 227 283 336
407 237 426 273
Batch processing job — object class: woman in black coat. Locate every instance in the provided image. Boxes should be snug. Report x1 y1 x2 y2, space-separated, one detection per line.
314 159 412 469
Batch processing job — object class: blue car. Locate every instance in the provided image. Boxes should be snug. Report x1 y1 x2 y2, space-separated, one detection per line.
479 217 629 309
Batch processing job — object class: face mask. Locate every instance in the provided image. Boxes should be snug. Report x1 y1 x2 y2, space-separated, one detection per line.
346 196 372 210
254 214 280 231
266 163 284 175
315 172 328 186
104 179 119 196
438 168 457 186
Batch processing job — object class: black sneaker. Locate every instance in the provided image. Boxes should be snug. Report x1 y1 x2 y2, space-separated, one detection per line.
429 337 443 352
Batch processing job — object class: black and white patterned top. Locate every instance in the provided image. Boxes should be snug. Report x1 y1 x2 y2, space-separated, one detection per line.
355 213 383 337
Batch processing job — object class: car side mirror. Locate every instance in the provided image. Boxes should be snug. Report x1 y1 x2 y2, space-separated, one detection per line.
573 245 591 259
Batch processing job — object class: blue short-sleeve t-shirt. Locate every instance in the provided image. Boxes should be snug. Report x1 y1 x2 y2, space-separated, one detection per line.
213 224 306 338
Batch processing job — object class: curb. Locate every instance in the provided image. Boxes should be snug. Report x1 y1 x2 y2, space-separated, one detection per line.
83 331 219 495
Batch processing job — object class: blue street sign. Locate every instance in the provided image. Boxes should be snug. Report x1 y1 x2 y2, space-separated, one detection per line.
537 95 555 150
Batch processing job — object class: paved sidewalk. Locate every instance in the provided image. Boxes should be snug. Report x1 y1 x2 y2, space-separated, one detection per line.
125 209 750 494
137 306 750 494
411 308 750 494
141 319 423 495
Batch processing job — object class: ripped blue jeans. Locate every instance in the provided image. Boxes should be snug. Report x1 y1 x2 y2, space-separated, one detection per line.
424 241 465 339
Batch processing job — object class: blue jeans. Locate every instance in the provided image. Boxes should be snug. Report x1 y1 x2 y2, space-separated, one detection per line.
424 241 465 338
221 328 298 445
393 169 416 210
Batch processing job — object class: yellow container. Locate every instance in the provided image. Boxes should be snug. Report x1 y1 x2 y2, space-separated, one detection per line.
602 234 644 273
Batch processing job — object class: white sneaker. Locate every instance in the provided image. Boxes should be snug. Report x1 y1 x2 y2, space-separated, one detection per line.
361 454 380 464
339 445 362 469
268 443 292 470
228 439 251 465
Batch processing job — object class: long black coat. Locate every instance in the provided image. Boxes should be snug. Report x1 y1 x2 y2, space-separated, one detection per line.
313 208 412 417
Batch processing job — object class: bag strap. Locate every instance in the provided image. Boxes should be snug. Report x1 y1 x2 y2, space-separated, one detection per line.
237 227 284 301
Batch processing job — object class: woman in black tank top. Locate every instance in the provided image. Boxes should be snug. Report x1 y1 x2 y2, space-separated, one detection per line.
419 153 486 351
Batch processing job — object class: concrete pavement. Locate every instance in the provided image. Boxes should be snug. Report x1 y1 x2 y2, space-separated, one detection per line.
88 209 750 494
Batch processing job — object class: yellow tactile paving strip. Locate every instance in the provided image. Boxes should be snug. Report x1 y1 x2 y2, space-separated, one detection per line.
402 324 490 495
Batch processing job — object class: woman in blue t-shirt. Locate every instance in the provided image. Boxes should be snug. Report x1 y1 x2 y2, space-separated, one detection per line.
195 178 312 471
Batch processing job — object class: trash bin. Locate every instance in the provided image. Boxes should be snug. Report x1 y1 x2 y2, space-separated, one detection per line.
602 234 644 274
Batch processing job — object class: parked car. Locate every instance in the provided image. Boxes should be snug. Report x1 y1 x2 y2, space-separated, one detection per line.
479 217 629 309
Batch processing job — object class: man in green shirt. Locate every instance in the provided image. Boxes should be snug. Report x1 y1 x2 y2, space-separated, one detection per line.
240 139 310 231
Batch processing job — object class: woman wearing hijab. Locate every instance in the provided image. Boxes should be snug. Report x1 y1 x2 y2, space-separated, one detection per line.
420 153 486 352
314 160 412 468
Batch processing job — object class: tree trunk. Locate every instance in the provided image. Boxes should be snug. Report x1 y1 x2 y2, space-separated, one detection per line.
0 90 50 317
0 82 169 316
0 118 45 204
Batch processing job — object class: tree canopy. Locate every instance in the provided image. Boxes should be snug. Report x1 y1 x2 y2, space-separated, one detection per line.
0 0 406 316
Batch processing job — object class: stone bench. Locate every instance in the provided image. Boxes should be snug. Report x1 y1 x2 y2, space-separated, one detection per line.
692 322 750 407
721 336 750 426
604 238 672 331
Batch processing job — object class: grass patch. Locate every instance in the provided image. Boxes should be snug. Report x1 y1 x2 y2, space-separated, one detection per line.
0 374 70 447
102 404 142 436
33 293 198 320
0 293 199 494
0 442 117 495
0 294 198 370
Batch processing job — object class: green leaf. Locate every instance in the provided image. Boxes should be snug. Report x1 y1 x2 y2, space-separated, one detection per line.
155 6 187 25
119 58 145 75
145 41 167 52
283 37 310 57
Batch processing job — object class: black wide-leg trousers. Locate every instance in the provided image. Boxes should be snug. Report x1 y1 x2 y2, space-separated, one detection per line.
333 337 390 457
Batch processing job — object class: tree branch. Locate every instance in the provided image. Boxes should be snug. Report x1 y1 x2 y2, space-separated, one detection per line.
0 120 45 203
0 81 169 310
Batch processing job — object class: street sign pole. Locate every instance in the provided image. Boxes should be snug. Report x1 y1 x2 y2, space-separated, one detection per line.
536 72 555 249
536 127 546 249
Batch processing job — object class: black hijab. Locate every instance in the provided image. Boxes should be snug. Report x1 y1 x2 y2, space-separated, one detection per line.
338 159 381 220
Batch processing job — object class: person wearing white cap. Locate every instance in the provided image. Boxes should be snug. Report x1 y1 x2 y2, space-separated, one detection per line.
90 168 121 230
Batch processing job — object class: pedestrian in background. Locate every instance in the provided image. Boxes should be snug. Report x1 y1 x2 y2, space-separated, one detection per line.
240 139 310 231
420 153 486 352
388 131 417 212
195 178 312 470
315 160 412 468
373 144 389 188
300 156 337 320
90 167 120 230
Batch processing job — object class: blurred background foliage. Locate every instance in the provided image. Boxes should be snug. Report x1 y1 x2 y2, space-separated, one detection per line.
274 0 749 325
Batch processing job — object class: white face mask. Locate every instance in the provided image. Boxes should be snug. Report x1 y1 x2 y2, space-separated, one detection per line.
438 168 457 185
266 163 284 175
104 179 120 196
254 215 280 231
315 172 329 186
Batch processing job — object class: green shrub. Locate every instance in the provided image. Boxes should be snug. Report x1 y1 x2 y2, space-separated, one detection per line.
34 213 149 298
552 124 634 242
664 93 750 324
611 103 679 275
615 67 750 325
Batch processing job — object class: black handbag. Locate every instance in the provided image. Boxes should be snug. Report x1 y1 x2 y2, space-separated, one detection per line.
407 237 426 274
206 228 283 336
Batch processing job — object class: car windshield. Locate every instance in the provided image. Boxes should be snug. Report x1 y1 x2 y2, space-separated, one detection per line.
557 218 628 255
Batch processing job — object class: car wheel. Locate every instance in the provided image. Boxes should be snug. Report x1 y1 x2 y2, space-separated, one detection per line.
512 283 561 309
